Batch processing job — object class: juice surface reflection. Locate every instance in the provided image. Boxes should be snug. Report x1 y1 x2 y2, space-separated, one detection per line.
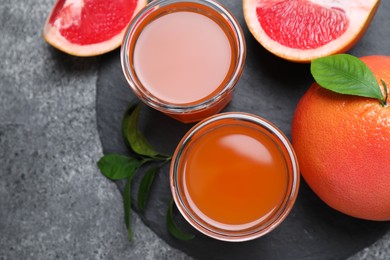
183 124 288 229
133 11 233 105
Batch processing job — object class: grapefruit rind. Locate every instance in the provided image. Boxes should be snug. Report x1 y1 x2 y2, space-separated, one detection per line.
243 0 380 62
43 0 147 57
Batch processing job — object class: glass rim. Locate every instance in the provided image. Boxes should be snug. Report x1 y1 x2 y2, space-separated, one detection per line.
170 112 300 242
120 0 246 114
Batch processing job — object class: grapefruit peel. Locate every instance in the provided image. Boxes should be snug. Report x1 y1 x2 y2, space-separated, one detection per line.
43 0 147 57
243 0 381 62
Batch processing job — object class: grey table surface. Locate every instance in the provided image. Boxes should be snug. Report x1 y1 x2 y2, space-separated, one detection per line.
0 0 389 259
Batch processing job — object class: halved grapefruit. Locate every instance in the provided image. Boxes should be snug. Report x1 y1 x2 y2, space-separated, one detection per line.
243 0 380 62
43 0 147 57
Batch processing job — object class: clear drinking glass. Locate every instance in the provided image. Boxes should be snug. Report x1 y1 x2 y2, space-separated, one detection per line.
170 112 300 241
121 0 246 123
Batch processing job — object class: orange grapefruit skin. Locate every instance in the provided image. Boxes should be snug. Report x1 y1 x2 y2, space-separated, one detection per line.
291 56 390 221
43 0 147 57
243 0 381 63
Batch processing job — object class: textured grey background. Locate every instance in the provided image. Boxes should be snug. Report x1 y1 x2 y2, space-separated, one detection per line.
0 0 388 259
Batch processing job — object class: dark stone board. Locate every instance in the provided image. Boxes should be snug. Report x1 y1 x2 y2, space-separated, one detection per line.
96 1 390 259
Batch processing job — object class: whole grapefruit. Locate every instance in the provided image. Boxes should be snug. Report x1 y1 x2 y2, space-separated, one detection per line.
243 0 380 62
291 56 390 221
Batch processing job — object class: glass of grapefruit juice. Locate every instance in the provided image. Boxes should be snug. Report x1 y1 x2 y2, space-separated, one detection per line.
170 112 300 241
121 0 246 123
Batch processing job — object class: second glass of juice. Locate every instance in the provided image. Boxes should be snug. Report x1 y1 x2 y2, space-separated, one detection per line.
170 112 300 241
121 0 246 123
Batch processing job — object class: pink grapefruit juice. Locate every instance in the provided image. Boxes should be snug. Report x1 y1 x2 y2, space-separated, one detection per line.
121 1 245 123
133 11 232 105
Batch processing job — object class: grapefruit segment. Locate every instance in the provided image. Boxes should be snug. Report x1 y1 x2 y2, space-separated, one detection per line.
43 0 147 57
243 0 380 62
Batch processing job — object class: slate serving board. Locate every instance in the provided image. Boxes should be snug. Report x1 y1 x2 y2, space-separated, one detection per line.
96 1 390 259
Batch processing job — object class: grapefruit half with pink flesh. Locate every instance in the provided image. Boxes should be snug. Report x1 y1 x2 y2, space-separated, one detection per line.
43 0 147 57
243 0 380 62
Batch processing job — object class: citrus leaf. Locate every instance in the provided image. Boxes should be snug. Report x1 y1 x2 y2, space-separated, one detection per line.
123 176 133 240
137 166 159 211
311 54 384 101
122 104 160 158
167 199 195 241
97 154 140 180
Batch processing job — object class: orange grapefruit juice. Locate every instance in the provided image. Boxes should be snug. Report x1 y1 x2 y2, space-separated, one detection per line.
184 124 288 228
171 113 300 241
121 0 246 123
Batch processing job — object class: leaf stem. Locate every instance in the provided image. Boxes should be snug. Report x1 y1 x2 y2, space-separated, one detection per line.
380 79 388 107
124 176 133 240
140 157 154 165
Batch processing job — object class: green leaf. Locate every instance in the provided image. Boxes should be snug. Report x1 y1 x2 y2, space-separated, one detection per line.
167 199 195 241
137 166 159 211
97 154 140 180
311 54 384 101
123 176 133 240
122 104 160 158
